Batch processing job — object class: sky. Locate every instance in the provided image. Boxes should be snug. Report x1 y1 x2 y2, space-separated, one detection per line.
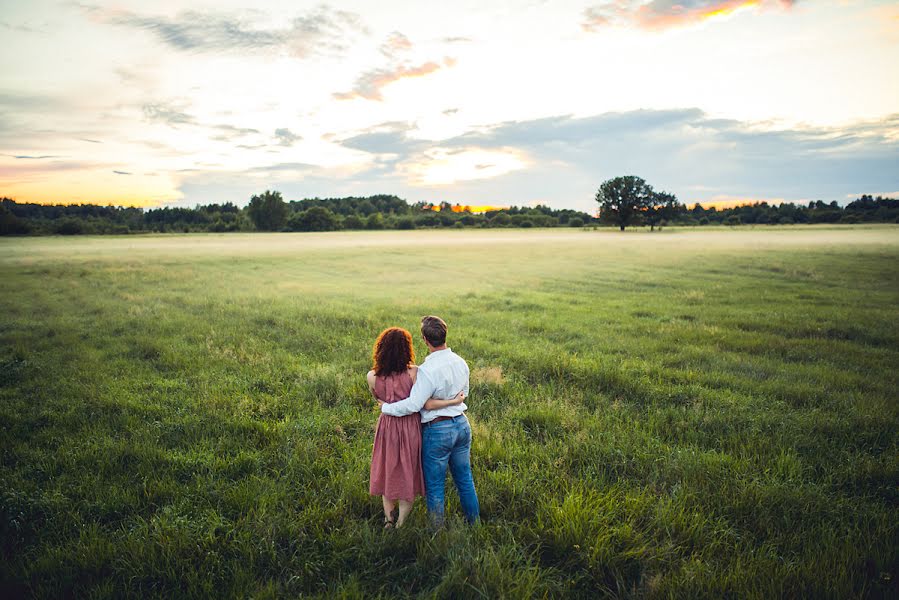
1 0 897 212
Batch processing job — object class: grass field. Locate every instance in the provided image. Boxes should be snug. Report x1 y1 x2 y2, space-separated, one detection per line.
1 226 897 598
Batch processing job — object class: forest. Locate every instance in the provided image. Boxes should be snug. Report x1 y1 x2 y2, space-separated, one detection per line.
1 193 896 235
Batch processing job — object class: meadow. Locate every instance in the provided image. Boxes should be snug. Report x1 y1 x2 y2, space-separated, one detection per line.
1 226 897 598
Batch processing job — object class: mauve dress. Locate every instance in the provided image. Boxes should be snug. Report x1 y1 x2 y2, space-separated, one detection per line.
369 371 425 502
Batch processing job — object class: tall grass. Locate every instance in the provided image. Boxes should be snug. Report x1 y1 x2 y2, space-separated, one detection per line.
1 227 897 598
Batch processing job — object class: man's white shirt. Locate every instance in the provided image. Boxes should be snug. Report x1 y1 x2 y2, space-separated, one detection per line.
379 348 469 423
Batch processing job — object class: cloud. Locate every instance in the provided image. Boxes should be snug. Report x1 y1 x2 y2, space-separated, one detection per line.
334 57 454 101
113 170 132 175
380 31 412 58
80 4 366 58
0 20 48 34
247 162 317 174
274 128 302 146
331 108 898 209
582 0 796 32
210 123 260 141
142 101 259 141
142 102 195 126
78 138 102 144
0 159 104 179
8 154 60 159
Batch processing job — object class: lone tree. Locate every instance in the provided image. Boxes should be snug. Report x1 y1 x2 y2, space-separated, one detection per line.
595 176 655 231
595 176 678 231
247 190 288 231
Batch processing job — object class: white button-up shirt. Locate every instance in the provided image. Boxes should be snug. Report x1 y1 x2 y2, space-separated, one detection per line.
380 347 469 423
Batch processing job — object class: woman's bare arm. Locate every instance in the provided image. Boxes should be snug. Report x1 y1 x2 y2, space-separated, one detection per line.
423 390 466 410
366 370 377 401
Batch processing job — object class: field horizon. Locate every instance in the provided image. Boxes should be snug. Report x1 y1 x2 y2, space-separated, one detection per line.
2 226 897 598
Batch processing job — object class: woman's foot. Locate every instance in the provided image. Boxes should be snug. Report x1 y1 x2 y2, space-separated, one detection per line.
384 516 395 529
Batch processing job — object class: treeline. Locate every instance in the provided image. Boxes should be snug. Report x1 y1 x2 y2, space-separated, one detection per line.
684 196 899 226
1 193 897 236
0 193 593 235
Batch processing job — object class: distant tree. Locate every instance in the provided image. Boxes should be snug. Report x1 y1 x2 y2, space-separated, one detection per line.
288 206 339 231
247 190 288 231
417 214 439 227
645 191 679 231
595 175 655 231
55 219 84 235
489 212 511 227
568 217 584 227
365 213 385 230
396 217 416 230
356 200 376 215
0 204 30 235
343 214 364 229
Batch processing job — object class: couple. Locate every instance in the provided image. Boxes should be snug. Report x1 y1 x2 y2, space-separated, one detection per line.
366 315 479 528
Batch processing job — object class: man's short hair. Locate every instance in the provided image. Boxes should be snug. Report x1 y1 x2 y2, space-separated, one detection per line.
421 315 447 347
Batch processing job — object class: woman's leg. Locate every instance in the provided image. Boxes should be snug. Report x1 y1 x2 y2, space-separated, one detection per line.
382 497 397 526
396 500 414 527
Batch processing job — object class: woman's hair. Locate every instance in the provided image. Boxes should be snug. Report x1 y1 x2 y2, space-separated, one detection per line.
372 327 415 376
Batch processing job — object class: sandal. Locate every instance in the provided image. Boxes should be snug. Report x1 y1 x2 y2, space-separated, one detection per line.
384 517 395 529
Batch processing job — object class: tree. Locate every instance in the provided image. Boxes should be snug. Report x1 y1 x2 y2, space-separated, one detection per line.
645 191 679 231
595 176 655 231
365 213 385 230
489 212 511 227
246 190 288 231
287 206 339 231
343 214 364 229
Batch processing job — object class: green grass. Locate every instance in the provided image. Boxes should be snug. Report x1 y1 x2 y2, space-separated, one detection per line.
1 226 897 598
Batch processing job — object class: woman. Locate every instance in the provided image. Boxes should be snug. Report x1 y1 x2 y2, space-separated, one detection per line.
368 327 464 528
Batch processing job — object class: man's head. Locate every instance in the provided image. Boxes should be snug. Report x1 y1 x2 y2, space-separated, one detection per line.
420 315 447 349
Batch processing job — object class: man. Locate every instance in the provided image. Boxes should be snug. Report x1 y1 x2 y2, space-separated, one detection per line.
379 315 480 526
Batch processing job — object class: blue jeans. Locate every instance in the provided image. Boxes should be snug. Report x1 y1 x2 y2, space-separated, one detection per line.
421 414 480 526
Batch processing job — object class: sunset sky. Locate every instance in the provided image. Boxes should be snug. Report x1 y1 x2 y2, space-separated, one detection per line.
1 0 897 211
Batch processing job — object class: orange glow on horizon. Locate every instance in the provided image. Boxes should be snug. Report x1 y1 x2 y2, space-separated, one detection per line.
427 203 508 214
1 178 181 208
692 196 787 210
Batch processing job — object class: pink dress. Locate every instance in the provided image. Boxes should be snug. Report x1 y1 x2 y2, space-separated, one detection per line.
369 370 425 501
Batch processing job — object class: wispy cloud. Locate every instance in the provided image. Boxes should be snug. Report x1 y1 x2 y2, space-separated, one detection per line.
113 170 132 175
582 0 796 32
80 4 367 58
210 123 260 141
247 162 317 174
1 21 42 34
142 102 195 126
334 57 455 101
8 154 60 159
274 128 302 146
142 101 259 141
380 31 412 58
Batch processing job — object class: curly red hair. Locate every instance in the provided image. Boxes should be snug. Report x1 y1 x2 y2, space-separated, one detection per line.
372 327 415 376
